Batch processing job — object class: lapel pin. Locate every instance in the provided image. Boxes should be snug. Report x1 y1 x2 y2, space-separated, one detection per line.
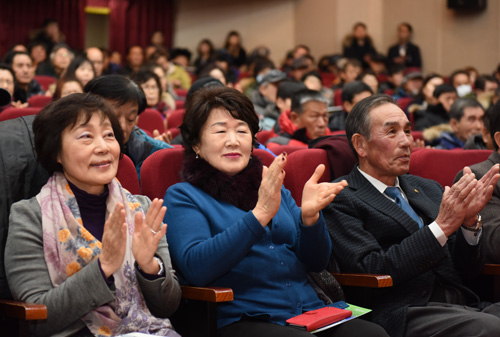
414 189 419 193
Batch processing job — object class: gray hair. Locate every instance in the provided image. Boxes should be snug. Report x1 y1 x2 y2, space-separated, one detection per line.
291 88 329 114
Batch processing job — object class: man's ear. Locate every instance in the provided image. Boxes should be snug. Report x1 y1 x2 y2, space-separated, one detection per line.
351 133 367 158
450 118 459 133
343 101 353 114
290 111 301 127
494 131 500 149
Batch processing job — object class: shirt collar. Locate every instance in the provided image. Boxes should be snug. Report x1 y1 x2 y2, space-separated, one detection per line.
357 166 401 195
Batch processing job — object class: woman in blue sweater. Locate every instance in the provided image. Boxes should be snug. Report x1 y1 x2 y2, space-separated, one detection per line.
164 86 388 337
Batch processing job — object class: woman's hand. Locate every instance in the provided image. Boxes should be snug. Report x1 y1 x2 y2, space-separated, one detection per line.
253 152 287 227
301 164 348 227
99 203 128 278
132 198 167 274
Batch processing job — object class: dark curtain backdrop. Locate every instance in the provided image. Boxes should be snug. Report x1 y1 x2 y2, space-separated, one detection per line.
109 0 173 59
0 0 173 61
0 0 86 59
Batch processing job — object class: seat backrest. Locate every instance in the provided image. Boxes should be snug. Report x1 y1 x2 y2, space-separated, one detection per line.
167 109 185 130
0 107 41 122
34 75 56 91
141 147 185 200
312 135 358 180
255 130 274 145
409 149 492 187
27 95 53 108
116 154 141 195
268 144 305 156
140 147 276 202
284 149 331 206
137 108 165 135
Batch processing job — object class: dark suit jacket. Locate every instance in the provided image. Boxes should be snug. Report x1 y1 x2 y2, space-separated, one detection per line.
387 42 422 69
455 151 500 263
324 168 483 337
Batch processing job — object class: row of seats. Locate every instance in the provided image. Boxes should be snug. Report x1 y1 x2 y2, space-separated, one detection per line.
117 146 493 208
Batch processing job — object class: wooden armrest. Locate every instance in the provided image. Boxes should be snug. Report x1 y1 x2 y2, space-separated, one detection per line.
483 264 500 275
0 299 47 320
181 286 233 302
332 272 393 288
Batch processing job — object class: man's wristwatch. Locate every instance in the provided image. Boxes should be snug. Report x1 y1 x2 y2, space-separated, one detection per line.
461 214 482 233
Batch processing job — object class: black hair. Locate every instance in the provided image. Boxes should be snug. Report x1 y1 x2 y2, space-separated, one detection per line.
84 75 147 114
449 98 483 121
277 80 306 100
33 93 123 174
181 86 259 155
433 84 456 98
449 69 469 87
488 101 500 150
474 75 497 91
4 51 32 66
170 48 192 62
342 81 373 103
399 22 413 34
65 56 96 80
130 69 162 107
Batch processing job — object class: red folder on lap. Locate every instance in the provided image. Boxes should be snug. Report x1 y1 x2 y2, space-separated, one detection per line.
286 307 353 331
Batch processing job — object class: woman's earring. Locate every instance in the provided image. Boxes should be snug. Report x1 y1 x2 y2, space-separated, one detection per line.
196 153 199 159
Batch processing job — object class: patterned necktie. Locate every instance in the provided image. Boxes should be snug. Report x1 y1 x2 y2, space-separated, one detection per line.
385 187 424 228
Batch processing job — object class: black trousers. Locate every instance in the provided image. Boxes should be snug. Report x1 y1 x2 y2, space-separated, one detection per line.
217 318 389 337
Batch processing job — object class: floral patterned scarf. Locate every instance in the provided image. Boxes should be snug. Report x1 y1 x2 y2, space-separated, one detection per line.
38 172 179 337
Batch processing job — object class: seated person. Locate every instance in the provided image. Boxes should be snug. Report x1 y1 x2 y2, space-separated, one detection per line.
329 81 372 131
323 93 500 337
267 89 331 149
249 68 287 130
474 75 498 110
455 100 500 263
5 93 181 336
0 64 17 110
378 64 404 94
164 85 389 337
415 83 457 132
84 75 173 178
435 98 484 149
463 106 494 150
450 69 472 98
392 68 423 101
332 58 361 90
6 51 44 103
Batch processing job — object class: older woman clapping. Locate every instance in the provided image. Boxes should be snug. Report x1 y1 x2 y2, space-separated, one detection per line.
164 87 389 337
5 94 181 337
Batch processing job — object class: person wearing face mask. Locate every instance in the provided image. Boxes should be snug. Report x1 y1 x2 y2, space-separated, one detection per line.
450 69 473 98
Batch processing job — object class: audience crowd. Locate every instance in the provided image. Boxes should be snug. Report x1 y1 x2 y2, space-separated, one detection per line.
2 18 500 337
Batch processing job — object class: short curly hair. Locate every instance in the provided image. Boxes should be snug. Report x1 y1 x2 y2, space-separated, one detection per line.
180 86 260 155
33 93 123 174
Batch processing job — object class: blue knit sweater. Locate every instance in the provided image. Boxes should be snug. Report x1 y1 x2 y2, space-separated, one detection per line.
164 183 331 329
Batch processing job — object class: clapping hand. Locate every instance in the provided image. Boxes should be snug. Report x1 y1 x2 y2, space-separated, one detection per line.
253 152 287 227
301 164 348 226
100 203 128 278
133 198 167 275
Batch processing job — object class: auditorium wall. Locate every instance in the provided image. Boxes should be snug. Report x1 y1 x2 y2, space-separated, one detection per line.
174 0 500 75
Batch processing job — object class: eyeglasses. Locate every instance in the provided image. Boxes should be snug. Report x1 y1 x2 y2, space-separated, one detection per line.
0 79 14 86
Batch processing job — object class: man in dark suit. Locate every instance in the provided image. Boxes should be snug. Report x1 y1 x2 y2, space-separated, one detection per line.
455 102 500 263
387 23 422 69
323 93 500 337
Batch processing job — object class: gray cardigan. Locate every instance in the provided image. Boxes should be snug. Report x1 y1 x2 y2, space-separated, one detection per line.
5 195 181 337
